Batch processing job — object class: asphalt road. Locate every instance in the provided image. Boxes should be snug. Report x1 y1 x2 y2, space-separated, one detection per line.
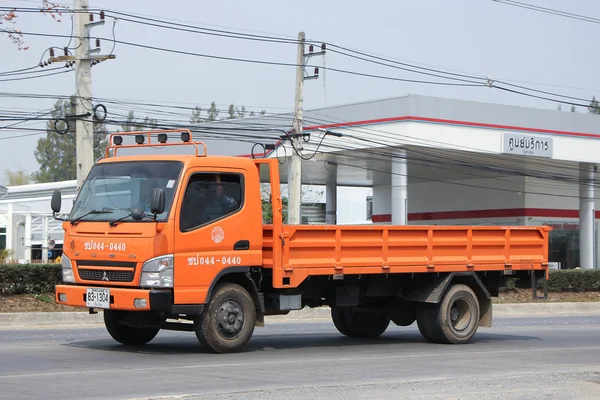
1 315 600 400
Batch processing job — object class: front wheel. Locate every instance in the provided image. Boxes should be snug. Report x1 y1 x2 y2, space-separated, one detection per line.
194 282 256 353
103 310 160 346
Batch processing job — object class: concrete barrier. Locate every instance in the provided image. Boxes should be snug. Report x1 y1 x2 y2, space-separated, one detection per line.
1 302 599 329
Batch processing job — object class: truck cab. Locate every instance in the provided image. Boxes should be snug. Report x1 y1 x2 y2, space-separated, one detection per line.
54 130 271 352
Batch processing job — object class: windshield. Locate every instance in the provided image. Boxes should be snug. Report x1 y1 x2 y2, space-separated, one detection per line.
69 161 183 223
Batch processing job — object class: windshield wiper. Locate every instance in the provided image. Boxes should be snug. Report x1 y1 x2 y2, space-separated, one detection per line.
70 210 113 225
109 210 155 227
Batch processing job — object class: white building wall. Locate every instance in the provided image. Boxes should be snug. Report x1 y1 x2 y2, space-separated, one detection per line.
525 177 600 211
336 187 372 224
408 217 527 226
408 176 526 214
298 185 373 225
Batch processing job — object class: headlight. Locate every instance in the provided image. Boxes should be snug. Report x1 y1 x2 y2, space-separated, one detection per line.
61 254 75 283
140 254 173 288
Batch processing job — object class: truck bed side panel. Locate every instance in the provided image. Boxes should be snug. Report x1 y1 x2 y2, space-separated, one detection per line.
263 225 549 288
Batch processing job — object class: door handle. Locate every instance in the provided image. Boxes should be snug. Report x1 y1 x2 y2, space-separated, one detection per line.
234 240 250 250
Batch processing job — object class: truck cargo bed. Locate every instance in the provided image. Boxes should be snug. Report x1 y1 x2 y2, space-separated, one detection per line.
263 225 550 288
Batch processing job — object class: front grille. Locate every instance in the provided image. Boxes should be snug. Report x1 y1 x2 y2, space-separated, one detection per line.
79 269 134 282
76 260 137 268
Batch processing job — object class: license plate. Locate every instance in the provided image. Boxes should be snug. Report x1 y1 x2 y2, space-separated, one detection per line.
86 288 110 309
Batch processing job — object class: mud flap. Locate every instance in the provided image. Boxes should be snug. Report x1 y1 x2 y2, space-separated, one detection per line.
478 295 492 327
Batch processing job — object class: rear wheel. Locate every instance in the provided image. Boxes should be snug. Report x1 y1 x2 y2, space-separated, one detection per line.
331 306 390 338
416 303 441 342
331 306 357 337
103 310 160 346
390 301 417 327
417 284 480 344
194 282 256 353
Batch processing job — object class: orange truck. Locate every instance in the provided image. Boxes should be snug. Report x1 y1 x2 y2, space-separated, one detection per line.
52 130 550 353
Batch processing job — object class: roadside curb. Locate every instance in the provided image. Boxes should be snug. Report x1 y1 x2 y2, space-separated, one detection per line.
1 302 599 328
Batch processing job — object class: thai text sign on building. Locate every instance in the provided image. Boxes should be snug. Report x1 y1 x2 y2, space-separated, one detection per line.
502 133 553 158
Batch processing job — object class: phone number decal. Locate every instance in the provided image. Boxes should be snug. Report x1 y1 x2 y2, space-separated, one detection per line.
187 255 242 266
84 240 127 251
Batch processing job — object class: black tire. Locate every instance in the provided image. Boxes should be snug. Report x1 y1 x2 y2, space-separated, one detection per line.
332 307 390 338
194 282 256 353
416 302 441 343
103 310 160 346
350 310 390 338
391 303 417 327
331 306 358 337
419 284 480 344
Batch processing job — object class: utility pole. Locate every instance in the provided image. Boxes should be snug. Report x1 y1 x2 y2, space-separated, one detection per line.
74 0 94 189
49 2 115 189
287 32 325 224
287 32 306 225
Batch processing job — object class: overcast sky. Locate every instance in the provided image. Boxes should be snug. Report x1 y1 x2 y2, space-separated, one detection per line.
1 0 598 185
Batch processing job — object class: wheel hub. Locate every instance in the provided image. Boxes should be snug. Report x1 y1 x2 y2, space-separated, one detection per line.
449 297 472 332
216 300 244 338
450 307 460 322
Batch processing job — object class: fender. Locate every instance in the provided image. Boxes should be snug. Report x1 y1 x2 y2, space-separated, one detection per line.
398 271 492 327
205 266 265 326
398 272 490 304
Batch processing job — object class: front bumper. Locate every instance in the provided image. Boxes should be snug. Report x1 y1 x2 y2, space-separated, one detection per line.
55 285 205 315
55 284 173 312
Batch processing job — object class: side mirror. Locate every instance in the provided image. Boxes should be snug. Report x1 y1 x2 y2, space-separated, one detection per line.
131 208 145 221
51 189 62 213
150 188 165 215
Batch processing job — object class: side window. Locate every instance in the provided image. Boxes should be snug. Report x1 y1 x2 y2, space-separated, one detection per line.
179 172 243 232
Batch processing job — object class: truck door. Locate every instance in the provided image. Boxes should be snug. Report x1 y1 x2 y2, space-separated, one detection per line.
173 168 255 305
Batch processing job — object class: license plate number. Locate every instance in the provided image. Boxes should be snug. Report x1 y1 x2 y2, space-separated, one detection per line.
86 288 110 309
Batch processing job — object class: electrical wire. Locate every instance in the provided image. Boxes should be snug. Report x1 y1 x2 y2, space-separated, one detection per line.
492 0 600 24
2 106 598 199
0 68 73 83
0 65 69 77
9 31 491 88
0 99 592 188
0 93 593 188
5 5 600 107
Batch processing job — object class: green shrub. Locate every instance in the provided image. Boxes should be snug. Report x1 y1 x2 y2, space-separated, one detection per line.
502 269 600 292
0 264 62 295
545 269 600 292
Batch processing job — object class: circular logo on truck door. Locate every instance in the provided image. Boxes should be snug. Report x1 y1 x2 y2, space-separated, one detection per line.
211 226 225 244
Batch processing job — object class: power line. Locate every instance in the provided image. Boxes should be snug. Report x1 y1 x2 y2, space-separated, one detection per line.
10 31 489 88
0 91 594 187
0 68 73 82
0 65 69 77
13 29 597 108
5 5 600 103
1 108 597 200
1 97 593 188
492 0 600 24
